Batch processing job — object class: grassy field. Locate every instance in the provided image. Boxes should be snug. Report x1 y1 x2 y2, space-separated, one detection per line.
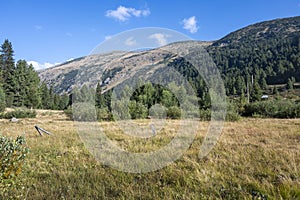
0 110 299 199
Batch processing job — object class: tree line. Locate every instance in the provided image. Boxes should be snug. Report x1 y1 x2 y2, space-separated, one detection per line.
0 39 69 112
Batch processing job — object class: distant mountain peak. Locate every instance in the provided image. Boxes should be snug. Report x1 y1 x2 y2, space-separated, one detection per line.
212 16 300 47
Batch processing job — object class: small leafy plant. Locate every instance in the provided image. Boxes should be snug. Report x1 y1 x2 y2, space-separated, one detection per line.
0 134 29 179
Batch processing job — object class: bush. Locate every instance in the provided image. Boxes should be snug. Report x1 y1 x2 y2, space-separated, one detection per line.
97 107 113 121
167 106 181 119
130 102 148 119
72 103 97 122
198 101 240 122
225 102 240 121
243 100 300 118
226 111 240 121
0 108 36 119
64 106 73 120
199 109 211 121
0 135 29 179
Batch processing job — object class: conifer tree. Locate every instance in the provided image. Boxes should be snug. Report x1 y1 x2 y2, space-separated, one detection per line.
287 77 295 90
40 81 51 109
13 60 27 107
0 86 5 112
25 63 41 108
95 82 104 108
13 60 41 108
0 39 15 107
48 85 55 109
0 52 3 85
250 82 262 102
58 93 69 110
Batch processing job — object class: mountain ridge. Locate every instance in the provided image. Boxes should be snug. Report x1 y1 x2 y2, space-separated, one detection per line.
39 16 300 95
212 16 300 47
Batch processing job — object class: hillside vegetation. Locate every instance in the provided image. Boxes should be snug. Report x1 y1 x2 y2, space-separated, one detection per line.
208 16 300 94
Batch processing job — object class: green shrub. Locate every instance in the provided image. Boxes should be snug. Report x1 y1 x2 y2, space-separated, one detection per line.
225 102 240 121
72 102 97 122
198 102 240 122
0 134 29 179
167 106 181 119
97 107 113 121
130 102 148 119
64 106 73 120
243 100 300 118
226 111 240 121
199 109 211 121
0 108 36 119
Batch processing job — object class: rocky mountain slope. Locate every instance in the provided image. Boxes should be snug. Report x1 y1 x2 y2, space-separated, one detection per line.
212 16 300 47
39 42 212 94
39 16 300 94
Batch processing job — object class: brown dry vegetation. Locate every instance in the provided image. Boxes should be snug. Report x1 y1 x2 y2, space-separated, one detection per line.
0 110 299 199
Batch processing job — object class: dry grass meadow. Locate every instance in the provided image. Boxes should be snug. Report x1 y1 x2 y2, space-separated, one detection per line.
0 110 299 199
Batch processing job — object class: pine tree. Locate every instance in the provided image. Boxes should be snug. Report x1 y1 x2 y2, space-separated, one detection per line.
13 60 41 108
250 82 262 102
0 53 3 85
287 78 294 90
161 90 175 107
48 85 55 109
40 81 51 109
53 94 60 110
0 39 15 107
25 63 41 108
273 86 279 95
0 86 5 112
259 77 268 90
13 60 27 107
95 82 104 108
58 93 69 110
235 76 245 95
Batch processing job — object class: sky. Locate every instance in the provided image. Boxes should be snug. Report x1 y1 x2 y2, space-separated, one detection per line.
1 0 299 70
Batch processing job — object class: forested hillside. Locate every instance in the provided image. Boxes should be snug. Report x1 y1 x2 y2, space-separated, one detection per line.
208 16 300 96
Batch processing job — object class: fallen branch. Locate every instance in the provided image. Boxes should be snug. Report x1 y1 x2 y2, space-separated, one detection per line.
34 125 52 136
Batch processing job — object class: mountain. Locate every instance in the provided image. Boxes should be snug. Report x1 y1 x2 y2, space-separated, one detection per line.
208 16 300 92
38 42 212 94
39 16 300 96
212 16 300 47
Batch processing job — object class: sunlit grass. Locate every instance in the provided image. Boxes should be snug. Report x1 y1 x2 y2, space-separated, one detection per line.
0 110 299 199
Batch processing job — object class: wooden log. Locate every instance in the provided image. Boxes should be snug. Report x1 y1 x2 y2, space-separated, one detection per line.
34 125 52 136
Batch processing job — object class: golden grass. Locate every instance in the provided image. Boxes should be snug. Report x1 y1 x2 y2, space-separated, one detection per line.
0 110 299 199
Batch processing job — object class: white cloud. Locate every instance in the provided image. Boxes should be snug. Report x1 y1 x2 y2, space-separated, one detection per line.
182 16 198 34
149 33 169 46
106 6 150 21
28 61 60 70
105 35 112 40
66 58 74 62
125 37 137 46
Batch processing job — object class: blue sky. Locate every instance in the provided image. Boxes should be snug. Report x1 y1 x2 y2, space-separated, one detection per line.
1 0 299 70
